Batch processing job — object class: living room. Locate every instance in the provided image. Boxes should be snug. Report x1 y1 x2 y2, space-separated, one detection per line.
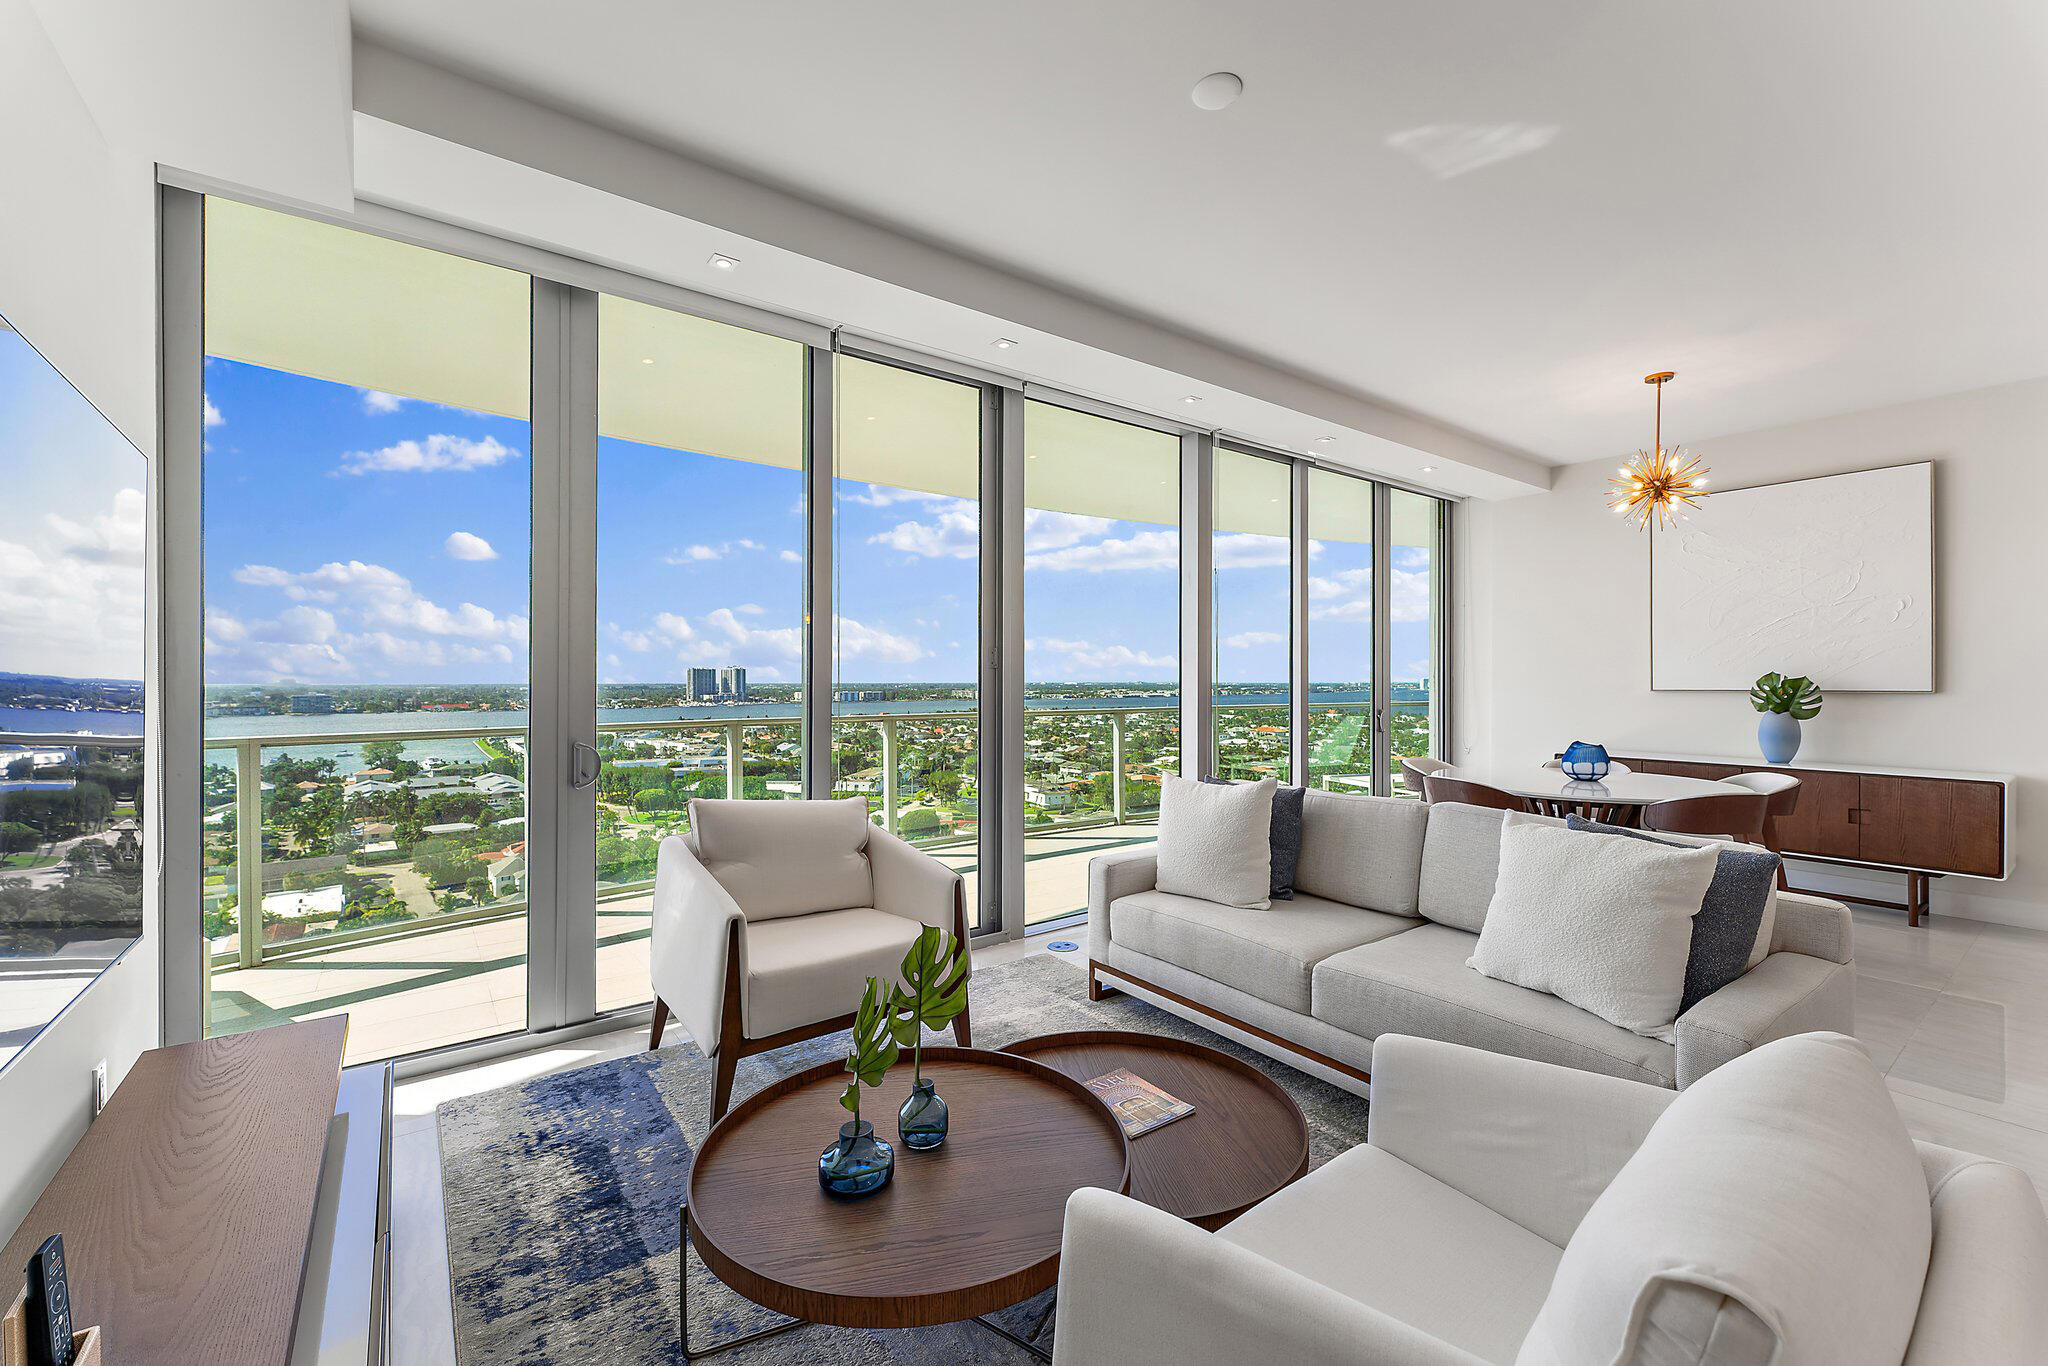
2 3 2045 1363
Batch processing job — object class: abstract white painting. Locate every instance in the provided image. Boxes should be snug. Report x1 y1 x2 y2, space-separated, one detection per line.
1651 462 1933 691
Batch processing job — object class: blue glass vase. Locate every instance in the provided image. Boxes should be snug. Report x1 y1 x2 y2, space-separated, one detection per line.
1560 741 1611 781
898 1077 949 1150
818 1120 894 1198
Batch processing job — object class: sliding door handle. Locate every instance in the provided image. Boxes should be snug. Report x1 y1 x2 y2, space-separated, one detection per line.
570 741 599 790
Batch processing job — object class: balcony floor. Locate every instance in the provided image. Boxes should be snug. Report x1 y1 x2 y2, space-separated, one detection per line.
207 819 1158 1064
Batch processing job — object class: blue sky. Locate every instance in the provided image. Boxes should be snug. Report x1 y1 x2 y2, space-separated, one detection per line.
201 358 1433 690
0 325 148 684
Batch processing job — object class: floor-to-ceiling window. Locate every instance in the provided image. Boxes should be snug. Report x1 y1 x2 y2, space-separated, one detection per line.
1021 401 1180 926
200 198 534 1062
1389 487 1445 778
1305 468 1375 792
593 294 809 1013
1212 447 1292 783
832 356 986 925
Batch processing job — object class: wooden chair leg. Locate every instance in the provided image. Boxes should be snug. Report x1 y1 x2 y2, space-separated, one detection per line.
710 1045 739 1125
952 995 973 1048
649 997 669 1050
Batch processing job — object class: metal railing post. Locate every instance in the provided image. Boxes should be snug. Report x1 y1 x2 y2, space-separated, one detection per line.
1110 712 1128 824
880 719 899 834
235 739 263 969
725 723 745 799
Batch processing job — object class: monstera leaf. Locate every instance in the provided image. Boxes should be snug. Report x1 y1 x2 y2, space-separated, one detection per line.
1749 672 1824 719
889 926 969 1081
839 975 900 1122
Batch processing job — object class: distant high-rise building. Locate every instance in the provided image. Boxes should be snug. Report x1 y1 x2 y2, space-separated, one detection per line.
719 666 748 700
686 668 718 701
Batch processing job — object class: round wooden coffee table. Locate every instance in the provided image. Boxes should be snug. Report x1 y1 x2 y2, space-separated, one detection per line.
683 1045 1128 1360
1003 1029 1309 1229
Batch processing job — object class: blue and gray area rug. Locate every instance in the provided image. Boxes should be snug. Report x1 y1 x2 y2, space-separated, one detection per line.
437 953 1371 1364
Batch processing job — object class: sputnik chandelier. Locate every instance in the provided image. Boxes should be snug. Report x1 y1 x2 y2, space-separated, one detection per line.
1609 371 1709 531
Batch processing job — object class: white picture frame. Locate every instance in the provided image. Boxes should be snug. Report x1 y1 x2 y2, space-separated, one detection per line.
1650 461 1934 691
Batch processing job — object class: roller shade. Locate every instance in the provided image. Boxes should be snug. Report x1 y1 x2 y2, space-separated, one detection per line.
1214 447 1290 538
204 197 530 417
1024 399 1179 524
835 355 979 497
599 293 805 467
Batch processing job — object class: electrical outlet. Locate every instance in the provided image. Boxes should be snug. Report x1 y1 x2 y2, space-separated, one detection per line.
91 1060 108 1119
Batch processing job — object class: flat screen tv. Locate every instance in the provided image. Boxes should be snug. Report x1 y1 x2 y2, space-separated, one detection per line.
0 311 147 1071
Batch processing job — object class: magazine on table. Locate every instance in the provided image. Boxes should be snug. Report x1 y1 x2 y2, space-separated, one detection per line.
1084 1067 1195 1138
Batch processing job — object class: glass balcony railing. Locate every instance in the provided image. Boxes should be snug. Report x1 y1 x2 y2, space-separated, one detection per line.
201 698 1427 974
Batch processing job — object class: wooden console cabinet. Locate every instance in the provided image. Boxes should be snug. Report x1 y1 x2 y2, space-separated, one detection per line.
1612 753 2013 926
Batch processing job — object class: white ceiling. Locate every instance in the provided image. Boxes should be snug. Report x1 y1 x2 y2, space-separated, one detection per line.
350 0 2048 467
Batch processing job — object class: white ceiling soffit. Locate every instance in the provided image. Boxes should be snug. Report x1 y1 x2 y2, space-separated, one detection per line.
32 0 354 212
347 1 2048 469
345 46 1546 501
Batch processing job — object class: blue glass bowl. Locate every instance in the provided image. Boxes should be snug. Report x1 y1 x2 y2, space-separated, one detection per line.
1560 741 1611 782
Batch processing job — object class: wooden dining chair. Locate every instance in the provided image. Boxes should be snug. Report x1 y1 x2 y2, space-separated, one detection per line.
1718 772 1802 888
1639 790 1771 845
1400 756 1450 794
1422 772 1528 813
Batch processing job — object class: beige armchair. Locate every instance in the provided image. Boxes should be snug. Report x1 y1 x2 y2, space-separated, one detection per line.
649 796 971 1121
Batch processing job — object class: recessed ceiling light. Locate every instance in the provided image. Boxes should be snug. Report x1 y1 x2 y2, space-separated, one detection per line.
1191 72 1244 111
640 357 654 365
1313 436 1335 444
992 337 1019 350
707 253 740 271
1420 466 1438 474
1181 395 1203 405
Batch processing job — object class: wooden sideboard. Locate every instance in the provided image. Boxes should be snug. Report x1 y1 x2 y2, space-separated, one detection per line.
0 1018 391 1366
1611 753 2014 926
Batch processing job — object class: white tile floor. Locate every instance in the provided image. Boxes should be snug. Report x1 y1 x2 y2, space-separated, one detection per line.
386 911 2048 1366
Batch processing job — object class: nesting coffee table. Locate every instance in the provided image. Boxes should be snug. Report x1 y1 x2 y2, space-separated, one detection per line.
681 1034 1309 1360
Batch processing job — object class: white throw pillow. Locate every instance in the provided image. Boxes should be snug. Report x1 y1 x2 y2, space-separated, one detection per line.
1155 775 1275 910
1468 812 1718 1038
1517 1033 1933 1366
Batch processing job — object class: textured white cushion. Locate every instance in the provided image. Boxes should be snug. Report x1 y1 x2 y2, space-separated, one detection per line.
1155 775 1275 910
1518 1032 1933 1366
740 907 923 1037
688 796 873 921
1469 813 1717 1039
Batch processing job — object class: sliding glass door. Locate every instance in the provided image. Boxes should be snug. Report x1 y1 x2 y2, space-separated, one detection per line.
832 356 987 925
591 294 809 1013
1021 401 1181 926
1389 488 1446 783
200 198 534 1062
1304 467 1375 793
1212 447 1292 782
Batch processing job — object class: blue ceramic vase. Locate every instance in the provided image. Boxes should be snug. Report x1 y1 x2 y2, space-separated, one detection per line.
1559 741 1611 781
818 1120 894 1198
1757 712 1801 765
898 1078 949 1150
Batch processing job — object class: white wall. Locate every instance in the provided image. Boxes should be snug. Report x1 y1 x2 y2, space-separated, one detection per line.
1456 375 2048 928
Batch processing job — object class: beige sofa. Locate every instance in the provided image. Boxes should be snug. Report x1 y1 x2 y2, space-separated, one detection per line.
1087 793 1855 1089
1053 1032 2048 1365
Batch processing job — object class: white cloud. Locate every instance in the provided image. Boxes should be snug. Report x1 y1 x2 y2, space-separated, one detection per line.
778 549 801 563
1026 528 1177 573
1026 637 1174 675
230 558 526 642
1223 630 1285 650
869 499 979 559
203 397 224 428
1023 509 1116 552
338 433 517 475
1307 565 1431 622
0 485 146 681
666 539 779 564
359 390 407 415
444 531 499 561
606 605 922 669
835 617 925 665
845 484 951 508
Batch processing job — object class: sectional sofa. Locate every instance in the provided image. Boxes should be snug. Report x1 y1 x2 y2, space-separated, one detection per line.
1086 793 1856 1089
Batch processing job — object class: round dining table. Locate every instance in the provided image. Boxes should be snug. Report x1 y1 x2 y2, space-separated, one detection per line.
1431 762 1745 818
